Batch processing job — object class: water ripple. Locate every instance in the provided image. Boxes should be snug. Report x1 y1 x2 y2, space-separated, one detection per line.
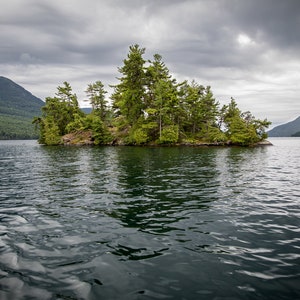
0 140 300 299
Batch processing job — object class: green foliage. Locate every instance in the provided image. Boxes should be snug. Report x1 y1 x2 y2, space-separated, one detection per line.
34 45 270 147
221 98 270 146
65 113 85 133
252 118 272 140
132 127 149 145
0 114 39 139
159 125 179 144
83 114 112 145
43 118 61 145
200 125 227 143
0 76 44 119
228 116 257 146
0 76 43 139
86 81 108 120
35 82 85 145
111 44 146 126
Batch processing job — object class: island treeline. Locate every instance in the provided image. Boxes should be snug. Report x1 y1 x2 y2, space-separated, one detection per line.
34 44 271 146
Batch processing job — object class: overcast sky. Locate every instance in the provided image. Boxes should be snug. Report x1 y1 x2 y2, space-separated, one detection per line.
1 0 300 126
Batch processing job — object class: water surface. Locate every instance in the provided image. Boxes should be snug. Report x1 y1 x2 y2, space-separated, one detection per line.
0 138 299 299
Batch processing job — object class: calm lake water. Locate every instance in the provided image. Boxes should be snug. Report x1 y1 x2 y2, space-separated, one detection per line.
0 138 299 299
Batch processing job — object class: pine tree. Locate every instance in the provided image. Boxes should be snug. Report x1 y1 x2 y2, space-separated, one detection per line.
111 44 146 126
180 80 205 135
34 45 271 146
85 81 108 121
221 98 270 145
197 86 221 141
144 54 180 142
36 82 83 144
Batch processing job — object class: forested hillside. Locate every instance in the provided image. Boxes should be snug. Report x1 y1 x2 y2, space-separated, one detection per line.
35 45 271 146
0 76 44 139
268 116 300 137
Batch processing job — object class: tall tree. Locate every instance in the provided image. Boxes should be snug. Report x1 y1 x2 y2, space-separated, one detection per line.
35 82 83 144
56 81 79 109
34 45 271 146
144 54 180 142
179 82 223 142
86 81 108 120
111 44 146 126
197 86 221 140
145 53 171 108
180 80 205 135
221 98 270 145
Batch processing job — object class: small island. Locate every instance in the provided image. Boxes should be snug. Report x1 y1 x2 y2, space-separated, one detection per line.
33 44 271 147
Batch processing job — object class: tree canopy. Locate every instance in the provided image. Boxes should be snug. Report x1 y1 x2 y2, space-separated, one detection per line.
34 44 271 146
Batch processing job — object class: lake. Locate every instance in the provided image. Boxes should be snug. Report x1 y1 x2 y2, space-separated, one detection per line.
0 138 299 299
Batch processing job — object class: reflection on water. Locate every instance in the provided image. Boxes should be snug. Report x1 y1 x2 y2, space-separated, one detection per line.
107 147 219 234
0 140 300 299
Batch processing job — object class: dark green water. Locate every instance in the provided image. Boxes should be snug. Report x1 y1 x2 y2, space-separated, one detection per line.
0 139 299 299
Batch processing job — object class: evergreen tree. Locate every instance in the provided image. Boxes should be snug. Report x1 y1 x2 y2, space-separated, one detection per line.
180 82 224 142
222 98 270 145
111 44 146 126
180 80 205 135
197 86 222 141
145 53 171 107
86 81 108 121
84 81 112 144
144 54 180 142
43 117 61 145
35 82 83 144
34 45 271 146
56 82 79 107
82 114 112 145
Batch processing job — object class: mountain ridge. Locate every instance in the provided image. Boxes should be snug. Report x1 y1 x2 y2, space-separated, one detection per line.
0 76 44 139
268 116 300 137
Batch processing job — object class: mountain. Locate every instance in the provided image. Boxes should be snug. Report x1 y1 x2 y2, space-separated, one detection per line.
81 107 92 114
268 116 300 137
0 76 44 139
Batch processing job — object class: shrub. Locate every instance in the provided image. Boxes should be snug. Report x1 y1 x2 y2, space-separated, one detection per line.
159 125 179 144
132 128 149 145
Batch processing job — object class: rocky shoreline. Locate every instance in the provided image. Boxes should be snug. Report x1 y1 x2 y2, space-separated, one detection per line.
60 130 273 147
62 130 94 146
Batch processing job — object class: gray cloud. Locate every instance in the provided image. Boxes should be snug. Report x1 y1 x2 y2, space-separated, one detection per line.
232 0 300 49
1 0 299 126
